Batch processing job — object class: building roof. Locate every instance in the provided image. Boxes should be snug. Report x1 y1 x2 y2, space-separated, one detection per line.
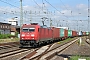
0 22 11 25
11 25 20 29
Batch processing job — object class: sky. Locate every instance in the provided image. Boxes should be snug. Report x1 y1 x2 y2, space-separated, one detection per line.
0 0 89 32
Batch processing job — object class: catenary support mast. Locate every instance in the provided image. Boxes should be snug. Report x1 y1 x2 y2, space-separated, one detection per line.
20 0 23 28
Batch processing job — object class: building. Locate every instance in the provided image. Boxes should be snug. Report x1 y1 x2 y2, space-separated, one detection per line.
8 17 18 26
11 25 20 35
0 22 11 34
0 22 20 35
8 17 20 35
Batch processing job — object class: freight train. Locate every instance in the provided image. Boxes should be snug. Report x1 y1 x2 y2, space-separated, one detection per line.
20 23 89 47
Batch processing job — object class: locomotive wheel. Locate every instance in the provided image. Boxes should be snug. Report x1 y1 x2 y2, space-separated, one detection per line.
32 43 38 47
38 42 41 46
19 44 24 48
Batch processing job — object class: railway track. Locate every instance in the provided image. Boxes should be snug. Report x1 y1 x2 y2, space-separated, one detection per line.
0 42 35 60
18 44 53 60
86 39 90 45
0 48 28 58
0 41 45 60
17 38 79 60
0 42 20 46
0 44 19 50
0 42 20 50
0 37 80 60
38 38 79 60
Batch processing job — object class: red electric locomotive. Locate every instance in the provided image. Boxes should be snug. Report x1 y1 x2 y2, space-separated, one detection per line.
20 23 54 47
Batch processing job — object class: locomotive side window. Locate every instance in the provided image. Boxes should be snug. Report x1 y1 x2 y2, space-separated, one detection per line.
29 28 35 32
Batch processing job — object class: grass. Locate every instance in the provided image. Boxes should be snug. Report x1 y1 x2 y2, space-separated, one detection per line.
70 56 90 60
70 56 80 60
0 38 19 43
57 37 74 44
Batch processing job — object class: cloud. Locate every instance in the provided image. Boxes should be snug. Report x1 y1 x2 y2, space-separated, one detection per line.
0 2 89 31
76 4 87 9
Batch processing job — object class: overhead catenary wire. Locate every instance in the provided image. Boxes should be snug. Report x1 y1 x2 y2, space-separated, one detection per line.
0 0 20 9
60 0 69 11
32 0 54 22
5 0 20 4
0 0 21 16
44 0 69 19
0 0 31 16
32 0 48 14
60 0 75 19
0 0 38 21
32 0 42 9
32 0 53 19
0 0 54 20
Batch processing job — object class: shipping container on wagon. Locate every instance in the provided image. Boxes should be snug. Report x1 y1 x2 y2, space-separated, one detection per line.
72 30 77 37
68 30 72 37
39 28 45 40
56 27 68 38
64 29 68 38
51 27 60 39
86 32 89 35
82 32 86 36
60 28 64 37
49 28 53 39
39 28 53 41
54 27 60 37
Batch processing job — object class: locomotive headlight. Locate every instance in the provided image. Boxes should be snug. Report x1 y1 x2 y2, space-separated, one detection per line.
22 34 25 36
31 34 35 37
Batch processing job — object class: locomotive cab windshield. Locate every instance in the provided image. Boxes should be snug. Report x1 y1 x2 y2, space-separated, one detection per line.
22 28 35 32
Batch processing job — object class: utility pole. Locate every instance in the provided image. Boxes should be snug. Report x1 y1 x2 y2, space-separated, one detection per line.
88 0 90 31
42 0 44 11
20 0 23 28
30 10 32 23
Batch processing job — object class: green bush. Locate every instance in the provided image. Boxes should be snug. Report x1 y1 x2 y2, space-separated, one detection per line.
15 32 18 38
0 34 13 39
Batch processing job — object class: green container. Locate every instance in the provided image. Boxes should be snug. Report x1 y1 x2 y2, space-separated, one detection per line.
68 30 72 37
60 28 64 37
86 32 89 35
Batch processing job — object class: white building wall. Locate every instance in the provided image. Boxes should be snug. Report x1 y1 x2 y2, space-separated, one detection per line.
8 18 18 26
